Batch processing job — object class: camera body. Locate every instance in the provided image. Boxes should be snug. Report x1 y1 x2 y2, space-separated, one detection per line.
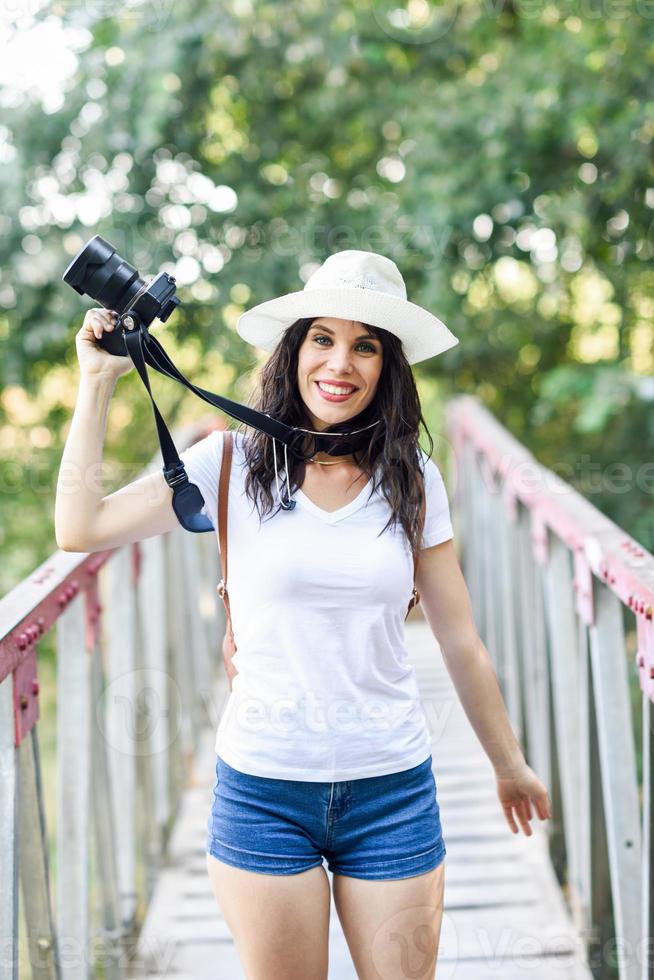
62 234 180 356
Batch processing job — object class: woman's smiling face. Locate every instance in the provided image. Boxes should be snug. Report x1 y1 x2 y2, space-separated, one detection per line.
296 317 383 431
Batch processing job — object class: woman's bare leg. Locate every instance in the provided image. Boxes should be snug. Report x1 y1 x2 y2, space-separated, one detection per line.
332 861 446 979
206 854 332 980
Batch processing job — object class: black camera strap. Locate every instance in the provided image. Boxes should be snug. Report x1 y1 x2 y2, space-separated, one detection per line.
122 319 380 531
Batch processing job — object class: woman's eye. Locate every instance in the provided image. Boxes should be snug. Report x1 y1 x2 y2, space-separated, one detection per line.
313 335 376 353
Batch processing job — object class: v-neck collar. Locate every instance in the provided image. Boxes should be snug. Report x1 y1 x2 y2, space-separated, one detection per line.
294 474 376 525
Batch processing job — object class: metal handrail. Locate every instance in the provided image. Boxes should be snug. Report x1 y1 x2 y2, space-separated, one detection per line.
446 394 652 980
0 419 227 979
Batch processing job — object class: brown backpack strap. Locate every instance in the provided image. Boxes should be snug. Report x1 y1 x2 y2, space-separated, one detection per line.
216 431 235 645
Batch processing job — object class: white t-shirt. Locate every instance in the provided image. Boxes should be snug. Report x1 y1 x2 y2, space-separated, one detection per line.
178 428 454 782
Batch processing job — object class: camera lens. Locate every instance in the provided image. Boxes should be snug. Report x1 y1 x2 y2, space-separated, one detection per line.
62 235 147 316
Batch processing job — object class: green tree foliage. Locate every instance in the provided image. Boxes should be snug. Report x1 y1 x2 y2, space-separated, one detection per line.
0 0 652 592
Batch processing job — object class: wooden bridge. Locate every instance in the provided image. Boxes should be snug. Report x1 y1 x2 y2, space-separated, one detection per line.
1 395 652 979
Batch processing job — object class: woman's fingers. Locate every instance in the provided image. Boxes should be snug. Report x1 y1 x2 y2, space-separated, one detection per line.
505 806 519 834
89 309 118 339
501 793 538 835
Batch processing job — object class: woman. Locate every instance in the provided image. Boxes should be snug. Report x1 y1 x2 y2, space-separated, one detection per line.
55 249 551 980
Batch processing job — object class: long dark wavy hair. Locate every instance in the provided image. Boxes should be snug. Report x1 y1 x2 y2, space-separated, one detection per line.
233 317 435 558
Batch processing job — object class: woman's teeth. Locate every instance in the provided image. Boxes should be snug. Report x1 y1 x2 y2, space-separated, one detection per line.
316 381 356 395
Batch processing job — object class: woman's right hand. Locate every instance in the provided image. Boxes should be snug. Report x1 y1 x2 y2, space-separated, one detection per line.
75 308 135 380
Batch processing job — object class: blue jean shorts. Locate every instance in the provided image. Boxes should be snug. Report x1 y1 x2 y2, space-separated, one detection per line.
206 753 446 880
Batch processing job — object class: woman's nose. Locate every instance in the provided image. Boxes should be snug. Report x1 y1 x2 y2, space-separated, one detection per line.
325 346 354 371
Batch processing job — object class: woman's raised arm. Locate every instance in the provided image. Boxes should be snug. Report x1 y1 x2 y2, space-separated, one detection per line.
54 307 178 553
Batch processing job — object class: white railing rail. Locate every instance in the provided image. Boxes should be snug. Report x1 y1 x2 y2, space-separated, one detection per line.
0 420 227 979
446 394 653 980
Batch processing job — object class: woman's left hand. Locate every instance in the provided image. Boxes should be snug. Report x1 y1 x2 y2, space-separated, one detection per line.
495 762 552 836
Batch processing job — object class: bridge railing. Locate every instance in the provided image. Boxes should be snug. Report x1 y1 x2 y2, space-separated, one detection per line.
3 398 652 979
446 394 653 980
0 419 227 980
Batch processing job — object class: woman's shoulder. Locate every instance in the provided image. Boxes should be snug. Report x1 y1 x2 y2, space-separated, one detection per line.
418 447 444 476
178 426 248 479
417 448 453 546
416 449 449 503
212 427 249 473
177 427 247 530
183 426 244 452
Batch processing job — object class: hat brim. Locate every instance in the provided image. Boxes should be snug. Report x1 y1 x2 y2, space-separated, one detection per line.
235 286 459 366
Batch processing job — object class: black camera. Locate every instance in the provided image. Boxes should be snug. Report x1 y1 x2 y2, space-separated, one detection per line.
62 235 181 356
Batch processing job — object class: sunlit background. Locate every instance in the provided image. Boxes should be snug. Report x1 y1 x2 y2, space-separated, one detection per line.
1 0 653 593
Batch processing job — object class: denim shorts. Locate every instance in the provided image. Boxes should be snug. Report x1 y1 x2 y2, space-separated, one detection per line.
205 753 446 880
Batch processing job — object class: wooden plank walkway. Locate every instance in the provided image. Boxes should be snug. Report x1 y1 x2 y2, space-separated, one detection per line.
128 619 593 979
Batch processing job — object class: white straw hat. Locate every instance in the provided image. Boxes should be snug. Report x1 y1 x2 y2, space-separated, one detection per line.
236 250 459 365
